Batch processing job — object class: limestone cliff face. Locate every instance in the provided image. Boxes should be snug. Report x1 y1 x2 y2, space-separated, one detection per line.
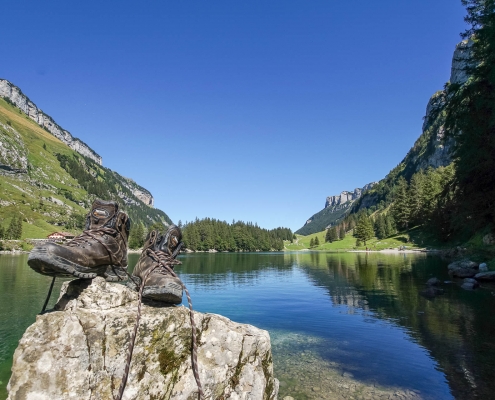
0 79 102 165
0 122 28 173
121 176 154 207
450 39 473 86
7 278 278 400
324 183 376 208
296 182 376 235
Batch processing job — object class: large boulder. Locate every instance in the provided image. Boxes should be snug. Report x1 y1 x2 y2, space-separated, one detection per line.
448 259 479 278
474 271 495 281
7 277 279 400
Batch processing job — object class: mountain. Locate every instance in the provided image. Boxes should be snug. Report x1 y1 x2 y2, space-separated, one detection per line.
295 39 473 236
351 39 472 212
0 79 171 239
295 183 376 235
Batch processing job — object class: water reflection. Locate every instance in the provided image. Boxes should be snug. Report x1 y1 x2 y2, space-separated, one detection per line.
2 252 494 399
288 252 495 400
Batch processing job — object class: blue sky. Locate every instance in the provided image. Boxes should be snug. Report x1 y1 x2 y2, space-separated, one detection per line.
2 1 467 231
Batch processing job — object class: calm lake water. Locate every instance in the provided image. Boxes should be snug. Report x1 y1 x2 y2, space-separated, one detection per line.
1 251 495 399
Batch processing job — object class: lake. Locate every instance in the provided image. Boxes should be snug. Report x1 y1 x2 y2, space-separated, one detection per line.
1 251 495 399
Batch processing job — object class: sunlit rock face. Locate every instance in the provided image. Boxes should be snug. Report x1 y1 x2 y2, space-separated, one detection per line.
0 79 102 165
7 277 278 400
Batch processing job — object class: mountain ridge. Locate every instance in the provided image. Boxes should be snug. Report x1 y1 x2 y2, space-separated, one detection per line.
0 83 170 240
295 183 376 235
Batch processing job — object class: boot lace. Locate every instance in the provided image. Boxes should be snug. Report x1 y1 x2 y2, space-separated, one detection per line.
68 227 123 266
116 247 204 400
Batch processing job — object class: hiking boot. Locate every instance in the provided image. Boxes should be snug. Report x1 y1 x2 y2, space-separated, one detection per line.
128 226 183 304
28 199 130 279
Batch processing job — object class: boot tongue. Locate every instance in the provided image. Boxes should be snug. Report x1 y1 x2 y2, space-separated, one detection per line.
89 199 118 229
155 226 181 256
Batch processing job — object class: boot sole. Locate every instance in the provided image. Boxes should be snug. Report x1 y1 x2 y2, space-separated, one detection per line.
127 277 183 304
28 246 109 279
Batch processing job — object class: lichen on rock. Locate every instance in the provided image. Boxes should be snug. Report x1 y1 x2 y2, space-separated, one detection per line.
7 277 279 400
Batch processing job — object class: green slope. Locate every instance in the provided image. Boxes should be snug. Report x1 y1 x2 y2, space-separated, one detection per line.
0 97 171 239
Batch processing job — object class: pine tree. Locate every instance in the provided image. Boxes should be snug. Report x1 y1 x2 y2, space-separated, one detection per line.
314 236 320 246
129 222 145 249
385 214 396 237
408 172 424 225
354 213 374 246
444 0 495 232
392 177 411 230
6 216 19 240
375 214 387 239
16 216 22 239
0 224 4 239
310 238 315 247
325 228 331 243
339 225 346 240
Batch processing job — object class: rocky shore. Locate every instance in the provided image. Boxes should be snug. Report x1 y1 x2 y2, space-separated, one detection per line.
7 277 278 400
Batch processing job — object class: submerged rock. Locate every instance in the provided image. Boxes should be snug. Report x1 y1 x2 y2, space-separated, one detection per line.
7 277 279 400
461 278 480 290
475 271 495 281
448 260 479 278
426 277 441 286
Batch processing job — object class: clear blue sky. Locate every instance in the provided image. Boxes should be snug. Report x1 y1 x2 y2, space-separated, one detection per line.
1 1 467 231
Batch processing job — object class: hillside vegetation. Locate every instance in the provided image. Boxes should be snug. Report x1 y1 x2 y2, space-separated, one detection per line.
0 97 171 240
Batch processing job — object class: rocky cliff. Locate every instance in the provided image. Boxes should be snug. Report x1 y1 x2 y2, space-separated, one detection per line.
7 277 278 400
349 39 473 214
324 183 376 208
0 80 164 235
296 183 376 235
0 79 102 165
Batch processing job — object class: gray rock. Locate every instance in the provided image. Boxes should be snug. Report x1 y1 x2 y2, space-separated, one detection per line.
7 277 278 400
426 277 441 286
448 259 478 270
449 268 478 278
461 282 478 290
420 287 444 299
483 233 495 246
0 79 102 165
479 263 488 272
475 271 495 281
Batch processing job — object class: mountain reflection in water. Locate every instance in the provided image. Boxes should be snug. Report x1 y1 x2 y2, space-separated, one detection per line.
1 252 494 399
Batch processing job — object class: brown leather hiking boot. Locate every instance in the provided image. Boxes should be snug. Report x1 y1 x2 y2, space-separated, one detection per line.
128 226 184 304
28 199 130 279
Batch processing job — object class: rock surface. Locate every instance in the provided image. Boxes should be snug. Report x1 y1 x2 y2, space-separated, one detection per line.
474 271 495 281
324 183 376 209
0 79 102 165
7 277 278 400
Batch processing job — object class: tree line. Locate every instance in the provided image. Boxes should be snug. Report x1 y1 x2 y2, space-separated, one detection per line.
181 218 292 252
0 215 23 240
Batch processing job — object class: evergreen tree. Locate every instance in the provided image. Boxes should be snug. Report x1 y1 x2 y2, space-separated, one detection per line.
444 0 495 233
385 214 396 237
408 171 424 224
148 221 166 235
129 222 145 249
375 214 387 239
325 228 331 243
354 213 374 246
0 224 4 239
314 236 320 246
339 225 346 240
310 238 315 247
6 216 21 240
16 216 22 239
392 177 411 230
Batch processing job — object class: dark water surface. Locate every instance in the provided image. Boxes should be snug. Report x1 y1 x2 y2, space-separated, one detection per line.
1 252 495 399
